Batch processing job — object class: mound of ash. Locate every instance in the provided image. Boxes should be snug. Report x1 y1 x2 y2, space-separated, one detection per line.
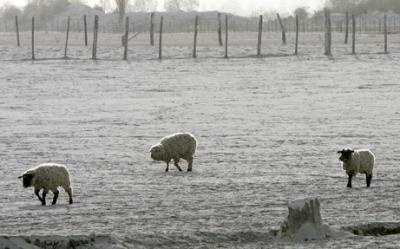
343 222 400 236
0 234 124 249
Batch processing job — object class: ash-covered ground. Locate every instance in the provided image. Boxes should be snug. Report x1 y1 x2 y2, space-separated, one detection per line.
1 31 400 248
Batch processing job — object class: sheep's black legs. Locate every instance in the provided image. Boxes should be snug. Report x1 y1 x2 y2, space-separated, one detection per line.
187 157 193 172
366 174 372 188
173 159 182 171
34 188 44 204
41 190 48 205
66 187 73 204
52 190 59 205
347 173 353 188
165 162 169 172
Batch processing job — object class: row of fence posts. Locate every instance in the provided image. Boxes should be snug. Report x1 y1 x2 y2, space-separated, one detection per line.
14 11 392 61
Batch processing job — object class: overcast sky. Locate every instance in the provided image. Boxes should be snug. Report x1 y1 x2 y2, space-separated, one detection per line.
0 0 326 16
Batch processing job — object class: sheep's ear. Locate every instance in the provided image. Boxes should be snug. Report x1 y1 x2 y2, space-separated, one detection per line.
17 175 23 179
350 150 355 153
337 150 343 154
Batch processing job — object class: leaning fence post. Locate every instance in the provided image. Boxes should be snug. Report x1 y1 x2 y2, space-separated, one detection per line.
193 15 198 58
64 16 70 58
257 15 263 57
31 17 35 60
345 11 349 44
224 15 228 58
217 12 223 46
150 12 155 46
84 14 88 46
295 15 299 55
123 16 129 60
92 15 99 60
15 16 20 47
384 15 388 53
352 14 356 54
158 16 163 60
324 8 332 56
276 13 286 45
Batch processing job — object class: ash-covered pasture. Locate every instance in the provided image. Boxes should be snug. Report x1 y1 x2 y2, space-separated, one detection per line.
1 32 400 248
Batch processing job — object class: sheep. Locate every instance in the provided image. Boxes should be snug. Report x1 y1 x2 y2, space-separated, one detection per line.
337 148 375 188
150 132 197 172
18 163 73 205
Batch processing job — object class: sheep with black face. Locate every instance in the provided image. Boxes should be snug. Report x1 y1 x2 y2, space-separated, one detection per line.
338 148 375 188
18 163 73 205
150 133 197 172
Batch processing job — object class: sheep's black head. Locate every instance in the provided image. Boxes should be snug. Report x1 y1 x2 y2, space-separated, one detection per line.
337 149 354 162
18 173 34 188
150 144 165 161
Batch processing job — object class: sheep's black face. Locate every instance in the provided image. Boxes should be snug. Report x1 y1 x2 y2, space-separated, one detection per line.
21 174 34 188
338 149 354 162
150 144 164 161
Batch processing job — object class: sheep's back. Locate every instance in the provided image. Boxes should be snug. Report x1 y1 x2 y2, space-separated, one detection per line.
357 150 375 175
30 163 71 191
160 133 197 158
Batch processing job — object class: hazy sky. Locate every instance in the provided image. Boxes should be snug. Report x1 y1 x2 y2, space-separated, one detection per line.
0 0 326 16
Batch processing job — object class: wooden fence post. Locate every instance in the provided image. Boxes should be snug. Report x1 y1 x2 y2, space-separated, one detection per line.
352 14 356 54
15 16 20 47
224 15 228 58
345 11 349 44
218 12 223 46
84 15 88 46
295 15 299 55
31 17 35 60
257 15 263 57
158 16 163 60
276 13 286 45
64 16 70 58
324 8 332 56
384 14 388 53
92 15 98 60
193 15 198 58
123 16 129 60
150 12 155 46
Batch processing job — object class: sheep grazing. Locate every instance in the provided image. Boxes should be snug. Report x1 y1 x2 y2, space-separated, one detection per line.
150 132 197 172
337 148 375 188
18 163 73 205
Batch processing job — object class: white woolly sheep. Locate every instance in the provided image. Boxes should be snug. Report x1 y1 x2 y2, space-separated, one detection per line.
337 148 375 188
150 132 197 172
18 163 73 205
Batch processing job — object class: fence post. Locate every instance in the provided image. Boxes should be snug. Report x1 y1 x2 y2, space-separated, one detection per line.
345 11 349 44
384 14 388 53
352 14 356 54
150 12 155 46
15 16 20 47
158 16 163 60
224 15 228 58
84 15 88 46
123 16 129 60
92 15 99 60
218 12 223 46
257 15 263 57
295 15 299 55
64 16 70 58
276 13 286 45
193 15 198 58
31 17 35 60
324 8 332 56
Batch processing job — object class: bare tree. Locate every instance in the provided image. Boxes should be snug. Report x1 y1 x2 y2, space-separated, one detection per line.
114 0 129 28
293 7 309 19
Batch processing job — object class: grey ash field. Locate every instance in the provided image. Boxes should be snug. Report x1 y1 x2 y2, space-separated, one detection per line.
1 31 400 248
